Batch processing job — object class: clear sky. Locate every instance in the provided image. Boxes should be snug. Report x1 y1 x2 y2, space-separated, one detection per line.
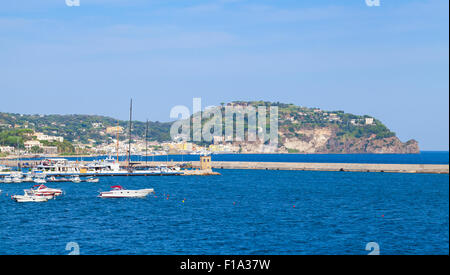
0 0 448 150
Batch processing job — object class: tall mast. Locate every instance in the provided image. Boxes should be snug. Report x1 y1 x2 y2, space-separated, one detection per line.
145 119 148 166
17 140 20 171
128 99 132 168
116 121 120 163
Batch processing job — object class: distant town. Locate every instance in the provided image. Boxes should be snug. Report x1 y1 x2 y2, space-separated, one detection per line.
0 127 238 158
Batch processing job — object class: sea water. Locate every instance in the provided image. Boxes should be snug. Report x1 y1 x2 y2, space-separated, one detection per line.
0 169 448 255
70 151 450 164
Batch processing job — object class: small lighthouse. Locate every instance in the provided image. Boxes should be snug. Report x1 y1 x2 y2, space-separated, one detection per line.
199 155 212 171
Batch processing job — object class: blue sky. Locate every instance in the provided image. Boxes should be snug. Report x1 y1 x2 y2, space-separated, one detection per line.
0 0 448 150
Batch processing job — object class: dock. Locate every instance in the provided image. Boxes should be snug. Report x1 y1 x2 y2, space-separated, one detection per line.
1 160 448 175
204 161 449 174
135 161 448 174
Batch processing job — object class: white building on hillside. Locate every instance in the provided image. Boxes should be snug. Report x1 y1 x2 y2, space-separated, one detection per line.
24 140 42 149
0 146 15 153
365 118 374 125
34 132 64 142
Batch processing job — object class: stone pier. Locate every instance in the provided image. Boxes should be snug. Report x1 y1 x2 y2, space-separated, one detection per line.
1 159 448 174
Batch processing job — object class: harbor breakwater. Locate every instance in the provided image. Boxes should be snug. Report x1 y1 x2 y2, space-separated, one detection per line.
1 160 448 174
139 161 448 174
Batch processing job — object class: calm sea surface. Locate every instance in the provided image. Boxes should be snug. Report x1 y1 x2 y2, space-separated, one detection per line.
64 151 449 164
0 167 448 254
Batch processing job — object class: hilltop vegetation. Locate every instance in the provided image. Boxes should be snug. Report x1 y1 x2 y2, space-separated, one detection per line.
0 129 34 148
193 101 417 153
193 101 395 140
232 101 391 133
0 113 172 145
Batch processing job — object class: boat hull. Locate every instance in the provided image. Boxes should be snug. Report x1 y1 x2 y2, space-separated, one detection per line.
12 195 49 203
99 189 154 198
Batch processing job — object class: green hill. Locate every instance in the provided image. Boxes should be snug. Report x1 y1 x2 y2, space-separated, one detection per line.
0 101 419 154
0 113 171 146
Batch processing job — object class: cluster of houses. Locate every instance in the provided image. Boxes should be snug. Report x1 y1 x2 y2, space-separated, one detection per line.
0 131 64 155
284 108 375 126
350 117 374 126
23 132 64 154
88 137 240 156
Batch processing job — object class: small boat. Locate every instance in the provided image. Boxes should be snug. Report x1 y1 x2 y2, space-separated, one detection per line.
47 177 70 183
98 185 154 198
71 176 81 183
11 191 49 203
34 176 47 184
27 184 63 198
23 175 34 182
86 177 99 183
3 176 13 183
12 177 23 183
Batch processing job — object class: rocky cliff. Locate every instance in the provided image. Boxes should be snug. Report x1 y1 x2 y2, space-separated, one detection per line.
233 101 420 154
279 127 419 154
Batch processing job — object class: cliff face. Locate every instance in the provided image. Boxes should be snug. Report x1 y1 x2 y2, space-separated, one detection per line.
279 127 420 154
212 101 421 154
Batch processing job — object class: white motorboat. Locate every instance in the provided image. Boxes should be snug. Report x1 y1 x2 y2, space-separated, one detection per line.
31 157 129 176
34 176 47 184
31 158 81 176
23 175 34 182
27 184 63 198
11 191 49 203
12 177 23 183
71 176 81 183
3 176 13 183
98 185 154 198
86 177 99 183
0 165 11 173
159 165 182 175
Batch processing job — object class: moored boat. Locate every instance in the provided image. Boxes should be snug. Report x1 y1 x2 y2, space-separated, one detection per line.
23 174 34 182
86 177 99 183
11 191 49 203
27 184 63 198
71 176 81 183
34 176 47 184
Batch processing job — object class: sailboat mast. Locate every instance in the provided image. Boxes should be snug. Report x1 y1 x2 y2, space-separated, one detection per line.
128 99 132 168
116 122 120 163
17 140 20 171
145 119 148 166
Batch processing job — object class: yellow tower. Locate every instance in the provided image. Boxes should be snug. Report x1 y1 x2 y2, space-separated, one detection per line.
199 155 212 171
